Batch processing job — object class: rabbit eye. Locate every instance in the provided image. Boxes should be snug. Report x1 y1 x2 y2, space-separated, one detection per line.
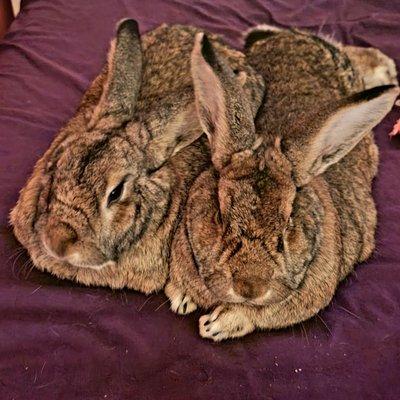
277 235 284 253
214 210 222 225
107 181 125 207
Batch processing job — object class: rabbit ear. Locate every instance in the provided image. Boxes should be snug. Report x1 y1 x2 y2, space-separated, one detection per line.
287 85 399 186
144 103 203 171
191 33 258 170
89 19 142 129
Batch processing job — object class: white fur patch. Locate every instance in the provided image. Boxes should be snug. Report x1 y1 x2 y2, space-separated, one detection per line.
166 285 198 315
199 306 255 341
243 23 283 38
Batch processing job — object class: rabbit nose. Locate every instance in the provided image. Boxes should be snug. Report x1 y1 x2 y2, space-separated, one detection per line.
233 277 268 300
43 222 77 258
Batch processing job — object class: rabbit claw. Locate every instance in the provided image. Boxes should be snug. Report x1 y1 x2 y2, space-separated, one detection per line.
199 306 255 341
165 282 198 315
173 294 197 315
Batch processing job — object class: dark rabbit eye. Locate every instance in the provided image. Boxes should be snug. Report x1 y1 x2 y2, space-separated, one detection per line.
107 181 125 206
277 235 284 253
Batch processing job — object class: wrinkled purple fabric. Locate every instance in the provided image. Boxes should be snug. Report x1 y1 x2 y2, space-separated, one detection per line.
0 1 399 399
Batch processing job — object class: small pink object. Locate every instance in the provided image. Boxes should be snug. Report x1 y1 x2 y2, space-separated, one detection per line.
389 118 400 138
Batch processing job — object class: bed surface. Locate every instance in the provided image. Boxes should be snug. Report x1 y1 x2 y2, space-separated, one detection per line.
1 1 399 399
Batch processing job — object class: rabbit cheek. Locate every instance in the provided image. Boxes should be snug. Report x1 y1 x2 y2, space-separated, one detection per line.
259 280 292 305
108 203 134 233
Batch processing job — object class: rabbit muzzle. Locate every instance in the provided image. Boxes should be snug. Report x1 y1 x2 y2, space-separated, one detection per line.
41 221 114 270
227 274 291 306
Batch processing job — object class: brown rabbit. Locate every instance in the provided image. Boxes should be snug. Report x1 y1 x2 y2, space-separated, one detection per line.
10 20 264 294
166 26 399 340
10 19 399 341
166 33 293 312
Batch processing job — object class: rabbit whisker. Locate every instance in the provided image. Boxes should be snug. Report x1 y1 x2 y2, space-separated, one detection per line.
316 313 332 336
337 305 362 321
154 298 170 312
137 295 153 312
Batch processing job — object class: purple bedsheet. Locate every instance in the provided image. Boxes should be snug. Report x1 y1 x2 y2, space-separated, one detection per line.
1 1 399 399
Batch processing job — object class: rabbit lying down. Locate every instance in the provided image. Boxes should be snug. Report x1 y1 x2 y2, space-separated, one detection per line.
167 28 399 341
10 20 399 341
10 20 264 293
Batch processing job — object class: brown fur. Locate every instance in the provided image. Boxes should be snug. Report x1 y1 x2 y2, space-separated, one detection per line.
186 27 398 341
10 21 264 296
10 21 399 341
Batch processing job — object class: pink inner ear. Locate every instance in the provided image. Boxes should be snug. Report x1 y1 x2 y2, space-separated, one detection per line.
191 33 228 142
389 118 400 138
193 62 227 140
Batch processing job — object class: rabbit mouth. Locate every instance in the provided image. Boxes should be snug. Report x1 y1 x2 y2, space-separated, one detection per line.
248 288 286 306
225 282 292 306
49 253 115 271
65 259 116 271
41 237 115 271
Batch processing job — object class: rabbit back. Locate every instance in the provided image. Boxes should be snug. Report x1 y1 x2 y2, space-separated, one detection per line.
244 26 398 280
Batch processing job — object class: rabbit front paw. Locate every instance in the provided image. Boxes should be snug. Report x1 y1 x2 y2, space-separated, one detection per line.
173 294 198 315
165 282 198 315
199 306 255 341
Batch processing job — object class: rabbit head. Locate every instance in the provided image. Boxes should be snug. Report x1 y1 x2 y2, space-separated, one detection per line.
10 20 204 291
188 31 399 306
186 33 294 306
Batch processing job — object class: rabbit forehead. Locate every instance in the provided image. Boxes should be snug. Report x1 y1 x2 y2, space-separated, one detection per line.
54 128 142 180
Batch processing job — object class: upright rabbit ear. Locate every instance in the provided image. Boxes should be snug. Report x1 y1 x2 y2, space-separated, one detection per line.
287 85 400 186
89 19 142 129
191 33 259 170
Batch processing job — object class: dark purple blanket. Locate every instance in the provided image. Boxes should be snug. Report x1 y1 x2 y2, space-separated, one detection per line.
1 1 399 399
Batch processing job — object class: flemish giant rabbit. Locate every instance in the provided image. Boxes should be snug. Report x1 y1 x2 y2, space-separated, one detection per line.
10 20 264 294
166 27 399 341
10 20 399 341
